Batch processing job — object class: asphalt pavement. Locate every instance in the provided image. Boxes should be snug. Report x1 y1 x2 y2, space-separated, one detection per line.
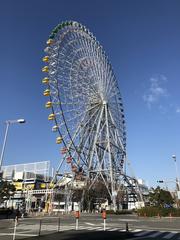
0 213 180 240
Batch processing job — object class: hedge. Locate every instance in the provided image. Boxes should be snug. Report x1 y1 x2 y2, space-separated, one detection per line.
137 207 180 217
106 209 133 215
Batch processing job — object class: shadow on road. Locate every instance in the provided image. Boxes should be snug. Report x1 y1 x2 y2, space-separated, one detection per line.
24 230 134 240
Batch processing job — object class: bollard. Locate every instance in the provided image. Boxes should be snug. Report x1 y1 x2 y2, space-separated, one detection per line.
102 210 107 231
57 217 60 232
126 222 129 232
38 219 42 236
75 211 80 230
13 217 18 240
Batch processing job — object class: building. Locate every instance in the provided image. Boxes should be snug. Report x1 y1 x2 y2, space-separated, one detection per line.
2 161 51 210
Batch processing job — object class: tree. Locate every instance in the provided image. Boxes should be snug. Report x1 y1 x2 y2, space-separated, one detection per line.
0 180 16 204
149 186 174 207
81 181 111 211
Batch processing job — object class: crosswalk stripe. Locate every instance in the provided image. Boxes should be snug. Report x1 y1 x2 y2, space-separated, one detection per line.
148 232 162 237
85 222 95 226
95 227 104 231
79 226 94 230
0 233 37 237
134 231 149 237
163 232 177 239
60 227 74 231
132 229 142 232
108 228 119 231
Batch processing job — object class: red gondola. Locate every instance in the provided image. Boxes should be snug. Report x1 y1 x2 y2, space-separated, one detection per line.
61 147 68 154
66 156 72 163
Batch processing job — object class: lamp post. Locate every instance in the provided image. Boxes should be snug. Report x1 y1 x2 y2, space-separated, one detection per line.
172 155 180 191
0 119 26 172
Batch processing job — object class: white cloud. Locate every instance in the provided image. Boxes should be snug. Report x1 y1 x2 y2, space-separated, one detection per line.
176 107 180 113
143 75 168 108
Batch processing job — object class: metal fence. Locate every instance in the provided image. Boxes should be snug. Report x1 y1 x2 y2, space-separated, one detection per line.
2 161 50 181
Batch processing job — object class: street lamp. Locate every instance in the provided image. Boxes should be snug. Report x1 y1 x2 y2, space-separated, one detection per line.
0 119 26 172
172 155 180 191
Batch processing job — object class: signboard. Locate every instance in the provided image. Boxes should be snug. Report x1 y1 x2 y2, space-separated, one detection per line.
14 182 23 190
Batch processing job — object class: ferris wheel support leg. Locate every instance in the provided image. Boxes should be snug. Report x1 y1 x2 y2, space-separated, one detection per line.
104 103 117 212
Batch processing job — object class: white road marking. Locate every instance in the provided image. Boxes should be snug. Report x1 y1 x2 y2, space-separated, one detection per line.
59 226 74 231
85 222 95 226
148 231 162 237
132 229 142 232
134 231 149 237
94 227 103 231
0 233 37 236
80 226 94 230
163 232 177 239
118 219 140 222
106 228 117 231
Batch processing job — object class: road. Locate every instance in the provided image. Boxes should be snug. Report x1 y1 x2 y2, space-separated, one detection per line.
0 213 180 240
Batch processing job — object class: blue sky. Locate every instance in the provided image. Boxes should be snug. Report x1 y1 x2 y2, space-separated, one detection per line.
0 0 180 189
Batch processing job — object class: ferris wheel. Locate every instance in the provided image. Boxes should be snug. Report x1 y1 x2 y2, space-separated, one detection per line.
42 21 126 209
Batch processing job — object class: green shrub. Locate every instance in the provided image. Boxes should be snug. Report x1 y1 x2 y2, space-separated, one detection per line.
0 208 12 215
106 209 133 215
137 207 180 217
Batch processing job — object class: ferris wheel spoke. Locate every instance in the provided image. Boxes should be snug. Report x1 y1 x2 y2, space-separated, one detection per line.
71 105 102 155
76 106 103 164
63 104 101 150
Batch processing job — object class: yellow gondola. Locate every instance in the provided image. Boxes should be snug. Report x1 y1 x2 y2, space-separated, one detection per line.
56 136 63 144
43 89 50 96
45 101 52 108
48 113 55 120
42 77 49 84
42 66 49 72
42 56 49 62
46 39 53 45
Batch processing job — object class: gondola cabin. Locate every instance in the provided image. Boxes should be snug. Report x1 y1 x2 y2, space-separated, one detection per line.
66 156 72 163
61 147 68 154
56 136 63 144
